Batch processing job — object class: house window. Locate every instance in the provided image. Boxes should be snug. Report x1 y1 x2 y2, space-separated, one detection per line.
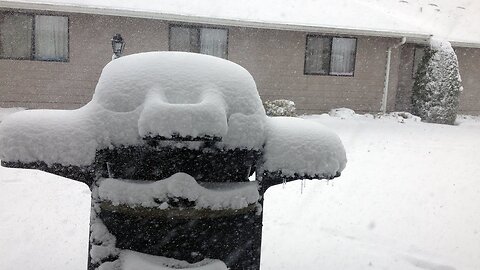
304 35 357 76
412 46 426 78
169 25 228 59
0 12 68 61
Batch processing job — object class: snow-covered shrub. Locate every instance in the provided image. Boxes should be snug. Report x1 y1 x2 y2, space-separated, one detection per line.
263 99 297 117
329 108 356 119
411 38 462 125
374 112 421 123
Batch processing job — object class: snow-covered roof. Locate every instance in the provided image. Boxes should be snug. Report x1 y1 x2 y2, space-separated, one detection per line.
0 0 479 47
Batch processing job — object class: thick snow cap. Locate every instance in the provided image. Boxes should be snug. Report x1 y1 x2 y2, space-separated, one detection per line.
263 117 347 178
93 52 266 140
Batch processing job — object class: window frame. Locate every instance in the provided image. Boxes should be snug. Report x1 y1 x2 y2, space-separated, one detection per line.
168 24 229 59
0 11 70 62
303 34 357 77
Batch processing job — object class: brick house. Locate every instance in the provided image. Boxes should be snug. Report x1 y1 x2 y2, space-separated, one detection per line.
0 0 479 115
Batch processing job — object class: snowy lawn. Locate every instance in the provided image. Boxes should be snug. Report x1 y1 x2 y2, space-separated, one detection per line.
1 111 480 270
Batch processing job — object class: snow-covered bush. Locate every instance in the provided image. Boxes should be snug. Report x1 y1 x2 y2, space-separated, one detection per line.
329 108 356 119
263 99 297 116
411 38 462 125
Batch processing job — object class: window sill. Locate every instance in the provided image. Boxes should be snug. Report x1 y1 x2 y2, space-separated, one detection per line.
304 72 355 77
0 57 70 63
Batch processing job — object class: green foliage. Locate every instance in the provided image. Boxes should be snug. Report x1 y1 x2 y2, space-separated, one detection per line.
263 99 297 117
411 40 463 125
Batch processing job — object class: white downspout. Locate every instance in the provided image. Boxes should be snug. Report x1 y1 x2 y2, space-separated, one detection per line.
381 37 407 113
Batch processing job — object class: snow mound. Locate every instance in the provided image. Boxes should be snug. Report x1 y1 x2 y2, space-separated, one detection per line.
321 108 421 124
0 52 267 166
456 115 480 126
98 173 259 210
377 112 421 123
263 117 347 178
328 108 356 119
0 107 25 122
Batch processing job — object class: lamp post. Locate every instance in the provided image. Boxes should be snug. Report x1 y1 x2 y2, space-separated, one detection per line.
111 34 125 60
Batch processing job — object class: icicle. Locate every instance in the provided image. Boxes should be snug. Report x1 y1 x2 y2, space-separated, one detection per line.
255 202 263 216
300 179 304 194
282 178 286 189
106 162 114 178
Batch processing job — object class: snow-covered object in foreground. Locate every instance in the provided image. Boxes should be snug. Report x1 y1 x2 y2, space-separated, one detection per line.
411 38 462 125
0 52 346 270
0 51 346 180
94 52 266 141
98 173 259 210
263 117 347 178
0 52 267 166
0 108 100 166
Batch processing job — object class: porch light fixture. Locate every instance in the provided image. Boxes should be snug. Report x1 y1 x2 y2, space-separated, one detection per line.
111 34 125 59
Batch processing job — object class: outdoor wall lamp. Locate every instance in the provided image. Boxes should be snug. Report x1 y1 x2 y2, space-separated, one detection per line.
111 34 125 59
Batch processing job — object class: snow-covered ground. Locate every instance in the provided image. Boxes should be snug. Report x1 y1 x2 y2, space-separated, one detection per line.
1 109 480 270
0 107 24 121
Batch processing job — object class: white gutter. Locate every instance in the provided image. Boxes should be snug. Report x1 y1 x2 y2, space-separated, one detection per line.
381 37 406 114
